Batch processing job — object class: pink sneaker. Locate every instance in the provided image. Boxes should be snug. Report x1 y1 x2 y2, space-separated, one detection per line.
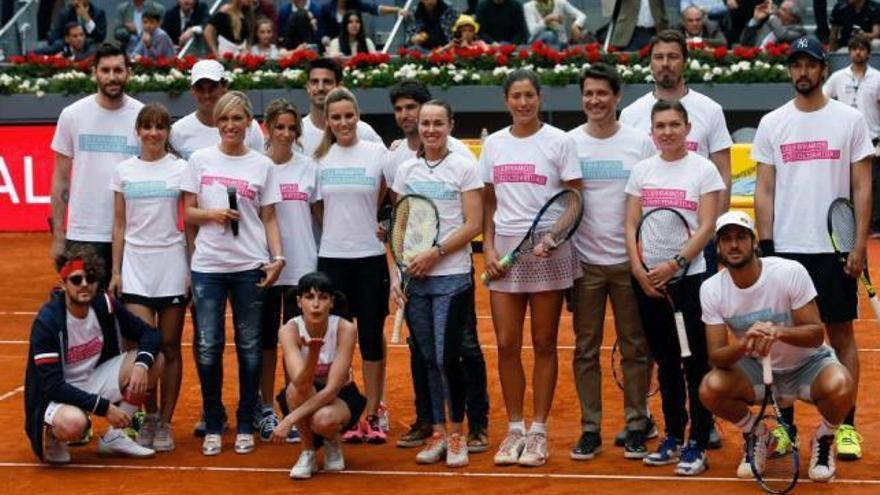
343 420 365 443
364 415 387 444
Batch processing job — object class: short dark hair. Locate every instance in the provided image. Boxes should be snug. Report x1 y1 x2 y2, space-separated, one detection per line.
55 244 105 283
307 57 343 84
849 33 872 52
579 63 621 94
503 68 541 97
142 10 162 22
651 99 689 125
93 42 131 69
648 29 689 61
63 21 82 37
389 80 432 105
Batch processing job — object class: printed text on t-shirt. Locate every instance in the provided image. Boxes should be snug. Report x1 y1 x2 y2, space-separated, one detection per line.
66 337 102 364
280 183 309 202
641 188 698 211
200 176 257 199
493 164 548 185
780 141 841 163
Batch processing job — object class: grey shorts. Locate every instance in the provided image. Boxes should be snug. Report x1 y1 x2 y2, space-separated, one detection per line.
737 347 840 406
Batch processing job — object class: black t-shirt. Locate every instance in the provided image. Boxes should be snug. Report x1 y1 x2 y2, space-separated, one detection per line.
831 0 880 46
208 11 251 44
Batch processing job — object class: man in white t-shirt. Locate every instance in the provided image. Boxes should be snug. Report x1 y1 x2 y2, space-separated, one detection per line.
50 43 144 287
699 211 854 483
753 36 873 460
170 59 265 160
299 58 383 156
567 63 657 461
824 33 880 237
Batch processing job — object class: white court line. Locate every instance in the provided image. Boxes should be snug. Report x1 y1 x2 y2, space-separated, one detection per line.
0 461 876 485
0 386 23 401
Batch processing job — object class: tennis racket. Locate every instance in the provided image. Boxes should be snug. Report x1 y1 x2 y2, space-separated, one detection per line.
827 197 880 318
636 207 692 358
388 194 440 344
747 355 799 494
481 188 584 284
610 339 659 397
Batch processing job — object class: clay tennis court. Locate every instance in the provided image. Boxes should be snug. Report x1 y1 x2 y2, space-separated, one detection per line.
2 233 879 494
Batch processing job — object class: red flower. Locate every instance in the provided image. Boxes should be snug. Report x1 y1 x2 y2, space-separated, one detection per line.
587 50 601 62
9 55 25 64
496 54 509 66
518 49 529 59
617 52 630 64
499 44 516 55
638 44 650 59
713 46 728 60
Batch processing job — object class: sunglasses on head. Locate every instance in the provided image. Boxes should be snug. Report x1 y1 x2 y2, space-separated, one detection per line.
67 273 98 286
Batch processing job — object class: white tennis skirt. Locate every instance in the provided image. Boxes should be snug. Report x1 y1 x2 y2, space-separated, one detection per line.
487 234 581 293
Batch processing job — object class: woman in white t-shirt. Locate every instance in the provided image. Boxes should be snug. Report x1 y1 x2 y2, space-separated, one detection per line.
255 99 321 442
108 103 187 453
481 69 583 467
180 91 285 457
313 88 390 444
623 100 724 475
389 100 483 467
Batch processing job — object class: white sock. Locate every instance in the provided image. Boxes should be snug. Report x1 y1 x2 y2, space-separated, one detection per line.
508 420 526 434
815 419 837 439
529 422 547 435
734 411 756 433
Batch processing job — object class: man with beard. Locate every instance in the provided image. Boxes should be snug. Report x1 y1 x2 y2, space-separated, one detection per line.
299 58 383 156
50 43 144 287
618 28 731 450
824 34 880 238
698 211 854 482
753 35 873 461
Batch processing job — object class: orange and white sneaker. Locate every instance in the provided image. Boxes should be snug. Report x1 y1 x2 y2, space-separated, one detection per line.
416 432 446 464
518 432 549 467
494 430 526 465
446 433 469 468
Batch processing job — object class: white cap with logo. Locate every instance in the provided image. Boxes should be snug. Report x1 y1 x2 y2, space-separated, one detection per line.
190 60 227 86
715 211 755 235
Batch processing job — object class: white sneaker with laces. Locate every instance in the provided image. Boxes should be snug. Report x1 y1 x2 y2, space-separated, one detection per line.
234 433 256 454
324 437 345 471
44 428 71 465
416 432 447 464
137 414 159 448
98 429 155 458
494 430 526 465
518 432 549 467
290 449 318 479
446 433 469 468
153 422 175 452
809 435 836 482
202 433 222 456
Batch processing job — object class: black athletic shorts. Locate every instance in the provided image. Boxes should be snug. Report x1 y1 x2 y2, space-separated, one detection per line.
279 381 366 435
776 253 858 324
121 293 188 310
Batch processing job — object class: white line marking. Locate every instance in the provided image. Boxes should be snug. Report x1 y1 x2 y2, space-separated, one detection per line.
0 462 875 485
0 386 23 401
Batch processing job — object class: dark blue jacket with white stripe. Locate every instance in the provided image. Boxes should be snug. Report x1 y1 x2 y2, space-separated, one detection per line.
24 290 160 461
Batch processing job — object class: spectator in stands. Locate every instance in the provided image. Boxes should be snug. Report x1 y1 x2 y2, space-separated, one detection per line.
328 10 376 56
278 0 323 47
205 0 256 58
134 10 176 59
678 5 727 46
680 0 731 26
162 0 210 47
283 8 319 51
739 0 806 47
318 0 406 48
523 0 588 48
114 1 166 52
37 22 96 61
251 17 283 58
610 0 668 51
474 0 529 45
253 0 279 23
47 0 107 52
442 13 489 50
406 0 460 51
830 0 880 51
726 0 762 46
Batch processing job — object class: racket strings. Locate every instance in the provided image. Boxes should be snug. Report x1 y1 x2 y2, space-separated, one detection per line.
830 202 856 252
531 190 583 248
638 210 690 269
752 414 799 494
390 198 439 264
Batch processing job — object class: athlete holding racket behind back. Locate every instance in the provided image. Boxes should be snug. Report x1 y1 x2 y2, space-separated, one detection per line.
624 99 724 476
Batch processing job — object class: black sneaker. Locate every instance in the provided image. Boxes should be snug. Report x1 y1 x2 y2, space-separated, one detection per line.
570 431 602 460
615 416 658 447
396 422 432 448
624 428 648 459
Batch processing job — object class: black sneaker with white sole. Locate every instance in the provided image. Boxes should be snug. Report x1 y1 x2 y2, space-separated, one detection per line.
571 431 602 460
624 428 648 459
615 416 658 447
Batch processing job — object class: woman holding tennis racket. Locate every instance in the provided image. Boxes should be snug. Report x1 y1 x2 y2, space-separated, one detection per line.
482 69 583 467
623 99 725 476
108 103 188 452
314 88 391 444
389 100 483 467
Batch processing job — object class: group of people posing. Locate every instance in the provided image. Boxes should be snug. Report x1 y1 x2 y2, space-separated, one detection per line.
25 28 871 484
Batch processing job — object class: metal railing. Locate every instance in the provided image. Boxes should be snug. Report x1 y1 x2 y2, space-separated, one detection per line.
381 0 416 54
177 0 225 58
0 0 37 58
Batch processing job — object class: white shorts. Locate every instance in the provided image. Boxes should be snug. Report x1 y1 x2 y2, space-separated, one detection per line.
43 352 129 426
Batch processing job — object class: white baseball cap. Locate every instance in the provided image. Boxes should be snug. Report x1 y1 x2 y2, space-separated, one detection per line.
715 211 755 235
190 60 227 86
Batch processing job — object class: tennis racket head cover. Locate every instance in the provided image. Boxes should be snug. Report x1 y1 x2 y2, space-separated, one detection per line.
636 207 692 282
748 356 799 494
389 194 440 269
827 197 856 254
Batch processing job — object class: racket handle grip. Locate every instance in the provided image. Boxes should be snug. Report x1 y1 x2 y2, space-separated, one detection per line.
869 295 880 320
674 312 691 358
391 308 404 344
762 355 772 386
480 254 513 285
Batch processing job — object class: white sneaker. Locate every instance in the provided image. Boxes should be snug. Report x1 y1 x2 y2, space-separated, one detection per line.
416 432 447 464
98 429 155 458
809 435 836 482
324 437 345 471
137 414 159 448
290 449 318 479
202 433 222 456
153 422 175 452
494 430 526 465
378 402 390 433
518 432 549 467
43 428 70 465
738 428 767 479
446 433 469 468
234 433 255 454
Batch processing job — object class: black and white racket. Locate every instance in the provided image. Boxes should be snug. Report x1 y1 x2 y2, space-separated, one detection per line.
747 356 799 494
636 207 692 358
481 188 584 284
827 197 880 318
388 194 440 344
610 338 659 397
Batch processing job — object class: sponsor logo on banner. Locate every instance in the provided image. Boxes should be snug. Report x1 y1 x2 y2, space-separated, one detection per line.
0 126 55 231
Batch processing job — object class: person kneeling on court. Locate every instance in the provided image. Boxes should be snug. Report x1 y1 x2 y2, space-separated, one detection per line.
25 245 164 464
698 212 855 482
271 272 366 480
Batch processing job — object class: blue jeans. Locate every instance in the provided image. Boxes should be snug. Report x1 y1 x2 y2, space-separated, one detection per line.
191 269 265 434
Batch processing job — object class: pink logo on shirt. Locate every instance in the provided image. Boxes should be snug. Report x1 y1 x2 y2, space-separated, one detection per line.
66 337 102 364
280 183 309 202
780 141 841 163
686 141 698 152
493 164 548 185
641 188 698 211
200 176 257 199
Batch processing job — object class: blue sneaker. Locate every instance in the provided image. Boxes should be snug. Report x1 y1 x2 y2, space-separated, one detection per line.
643 436 682 466
675 441 708 476
287 426 302 444
258 410 280 442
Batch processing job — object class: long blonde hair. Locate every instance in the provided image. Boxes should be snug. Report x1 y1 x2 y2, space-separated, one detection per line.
314 87 359 160
228 0 256 44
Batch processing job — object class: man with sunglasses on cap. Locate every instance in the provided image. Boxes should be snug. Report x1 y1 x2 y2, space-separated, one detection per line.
25 245 164 465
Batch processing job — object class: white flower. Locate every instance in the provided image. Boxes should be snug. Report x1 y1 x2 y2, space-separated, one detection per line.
471 73 480 81
703 72 714 82
430 67 440 75
36 90 45 98
690 60 702 71
453 73 464 82
712 67 723 75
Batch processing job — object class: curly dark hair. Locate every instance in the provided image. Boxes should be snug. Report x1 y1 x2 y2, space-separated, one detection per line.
55 244 105 282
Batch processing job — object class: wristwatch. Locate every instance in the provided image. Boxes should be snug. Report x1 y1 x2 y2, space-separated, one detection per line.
272 255 286 265
673 254 687 269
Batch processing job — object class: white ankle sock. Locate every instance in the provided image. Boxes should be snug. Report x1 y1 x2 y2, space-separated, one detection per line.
508 420 526 434
529 422 547 435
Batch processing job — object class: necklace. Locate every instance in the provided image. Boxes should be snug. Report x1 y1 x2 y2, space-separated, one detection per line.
423 149 451 173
